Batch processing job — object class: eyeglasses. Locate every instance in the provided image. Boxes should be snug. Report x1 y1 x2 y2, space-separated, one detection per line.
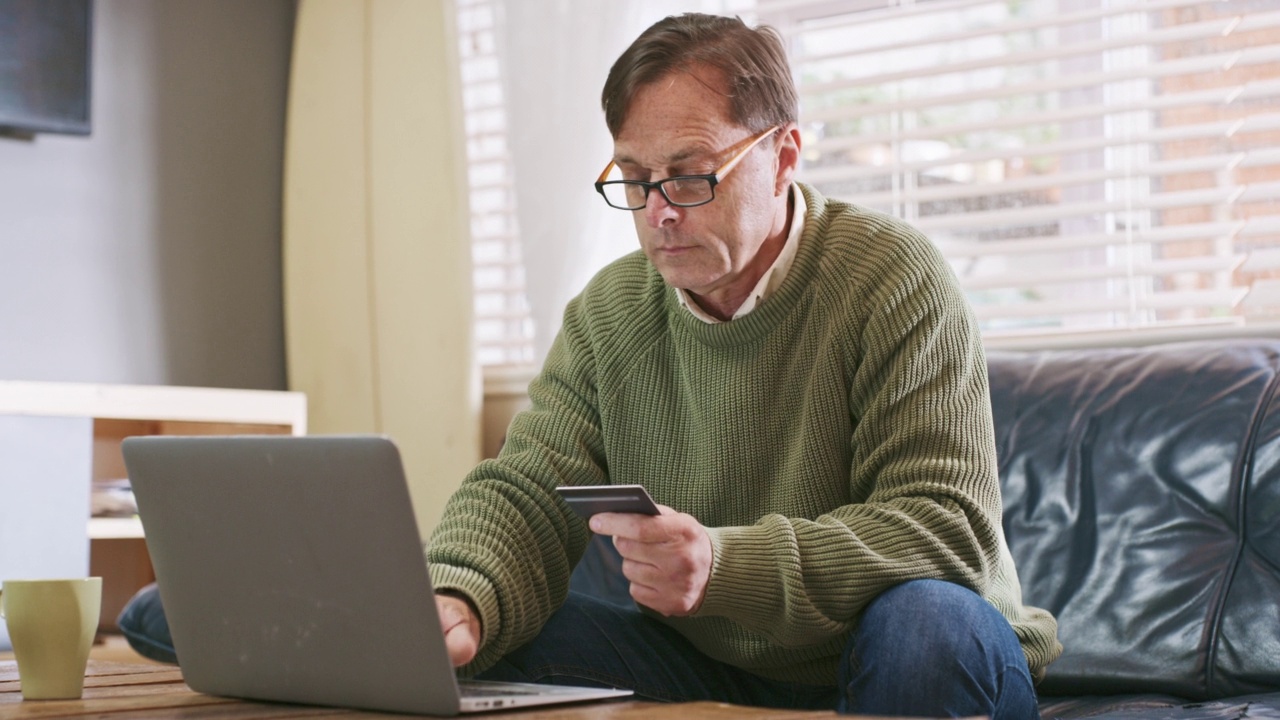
594 126 779 211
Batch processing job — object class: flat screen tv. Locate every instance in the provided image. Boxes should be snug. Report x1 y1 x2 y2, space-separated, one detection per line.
0 0 92 136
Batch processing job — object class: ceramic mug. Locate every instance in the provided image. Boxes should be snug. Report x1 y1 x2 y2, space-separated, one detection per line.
0 577 102 700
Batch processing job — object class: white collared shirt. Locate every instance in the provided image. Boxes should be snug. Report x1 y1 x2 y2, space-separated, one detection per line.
675 184 807 324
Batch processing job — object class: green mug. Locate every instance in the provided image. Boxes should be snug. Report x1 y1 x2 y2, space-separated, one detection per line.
0 577 102 700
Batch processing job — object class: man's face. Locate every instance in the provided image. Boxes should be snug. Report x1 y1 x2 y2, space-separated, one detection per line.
610 69 789 300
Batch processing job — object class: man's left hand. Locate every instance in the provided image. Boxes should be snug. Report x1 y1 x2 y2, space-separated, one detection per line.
589 505 712 616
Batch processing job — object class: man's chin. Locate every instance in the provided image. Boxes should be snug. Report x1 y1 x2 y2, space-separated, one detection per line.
655 269 709 294
646 253 724 293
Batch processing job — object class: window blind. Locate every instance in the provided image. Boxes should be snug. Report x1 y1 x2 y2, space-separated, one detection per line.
455 0 536 367
758 0 1280 345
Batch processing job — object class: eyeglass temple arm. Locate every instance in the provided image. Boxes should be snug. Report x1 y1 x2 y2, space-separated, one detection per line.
596 160 616 185
714 126 778 182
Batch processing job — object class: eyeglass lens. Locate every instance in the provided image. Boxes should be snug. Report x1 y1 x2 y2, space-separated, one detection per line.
603 177 714 209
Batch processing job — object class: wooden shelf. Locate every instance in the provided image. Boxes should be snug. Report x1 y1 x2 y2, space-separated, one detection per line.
0 380 307 634
0 380 308 430
88 517 145 540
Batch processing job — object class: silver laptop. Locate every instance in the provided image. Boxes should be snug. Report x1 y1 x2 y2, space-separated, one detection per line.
121 434 633 716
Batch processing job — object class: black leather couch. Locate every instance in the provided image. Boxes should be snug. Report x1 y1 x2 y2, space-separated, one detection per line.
988 340 1280 718
121 340 1280 717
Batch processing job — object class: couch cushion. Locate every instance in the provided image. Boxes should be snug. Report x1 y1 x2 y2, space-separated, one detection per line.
989 340 1280 699
1040 691 1280 719
116 582 178 664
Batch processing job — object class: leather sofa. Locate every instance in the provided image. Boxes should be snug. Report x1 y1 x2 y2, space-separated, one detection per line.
121 339 1280 717
988 339 1280 718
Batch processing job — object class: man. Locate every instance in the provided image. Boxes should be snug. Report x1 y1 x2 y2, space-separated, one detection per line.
429 13 1061 718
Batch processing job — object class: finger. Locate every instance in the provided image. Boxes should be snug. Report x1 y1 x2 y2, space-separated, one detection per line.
627 580 664 614
613 534 670 566
612 532 685 566
444 622 480 667
619 556 659 585
437 597 469 632
589 503 677 538
630 518 709 553
622 555 704 596
628 580 700 617
596 512 691 544
589 511 646 538
436 596 481 667
628 581 655 604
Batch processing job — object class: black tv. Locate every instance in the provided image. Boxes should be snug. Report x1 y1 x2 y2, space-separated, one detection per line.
0 0 93 136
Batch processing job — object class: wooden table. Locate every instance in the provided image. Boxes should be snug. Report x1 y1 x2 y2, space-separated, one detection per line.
1 660 843 719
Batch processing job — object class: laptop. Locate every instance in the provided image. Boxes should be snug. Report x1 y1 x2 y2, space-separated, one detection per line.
121 434 633 716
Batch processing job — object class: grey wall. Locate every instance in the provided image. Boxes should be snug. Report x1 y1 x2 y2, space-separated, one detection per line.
0 0 295 390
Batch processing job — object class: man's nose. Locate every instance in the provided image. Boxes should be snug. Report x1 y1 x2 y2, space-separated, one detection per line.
643 187 680 228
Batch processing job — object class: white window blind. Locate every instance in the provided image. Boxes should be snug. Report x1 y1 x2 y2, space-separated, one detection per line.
457 0 1280 365
759 0 1280 345
455 0 535 367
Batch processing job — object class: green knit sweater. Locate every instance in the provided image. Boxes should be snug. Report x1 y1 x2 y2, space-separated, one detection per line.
428 184 1062 685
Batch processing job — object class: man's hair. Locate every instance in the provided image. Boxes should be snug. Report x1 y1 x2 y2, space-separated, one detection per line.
601 13 798 139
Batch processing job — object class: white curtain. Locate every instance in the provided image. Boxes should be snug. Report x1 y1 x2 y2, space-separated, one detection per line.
495 0 754 363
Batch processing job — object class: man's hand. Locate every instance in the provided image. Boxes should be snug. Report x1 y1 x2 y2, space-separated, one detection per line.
435 592 482 667
589 505 712 616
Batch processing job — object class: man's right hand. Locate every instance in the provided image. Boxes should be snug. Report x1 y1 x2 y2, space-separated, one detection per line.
436 592 482 667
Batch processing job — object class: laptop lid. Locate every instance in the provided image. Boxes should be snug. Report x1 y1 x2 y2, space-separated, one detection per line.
121 434 630 716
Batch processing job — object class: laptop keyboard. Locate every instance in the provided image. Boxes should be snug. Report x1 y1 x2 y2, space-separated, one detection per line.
458 681 539 698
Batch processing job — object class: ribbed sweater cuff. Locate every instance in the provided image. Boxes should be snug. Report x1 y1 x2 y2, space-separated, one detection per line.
429 563 502 671
698 524 782 622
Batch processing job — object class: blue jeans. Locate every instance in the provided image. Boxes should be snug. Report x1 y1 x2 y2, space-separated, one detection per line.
477 579 1040 718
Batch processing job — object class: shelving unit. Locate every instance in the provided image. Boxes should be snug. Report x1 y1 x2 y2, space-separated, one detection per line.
0 380 306 634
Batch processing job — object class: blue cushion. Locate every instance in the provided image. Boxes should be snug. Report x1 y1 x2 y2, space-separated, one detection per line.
116 582 178 664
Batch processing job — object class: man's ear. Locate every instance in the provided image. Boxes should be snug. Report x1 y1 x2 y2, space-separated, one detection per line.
774 124 802 197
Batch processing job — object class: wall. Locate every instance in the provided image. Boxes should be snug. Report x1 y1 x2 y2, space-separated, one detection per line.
0 0 295 390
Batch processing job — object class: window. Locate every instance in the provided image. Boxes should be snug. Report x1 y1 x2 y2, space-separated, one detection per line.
455 0 535 367
759 0 1280 347
458 0 1280 368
